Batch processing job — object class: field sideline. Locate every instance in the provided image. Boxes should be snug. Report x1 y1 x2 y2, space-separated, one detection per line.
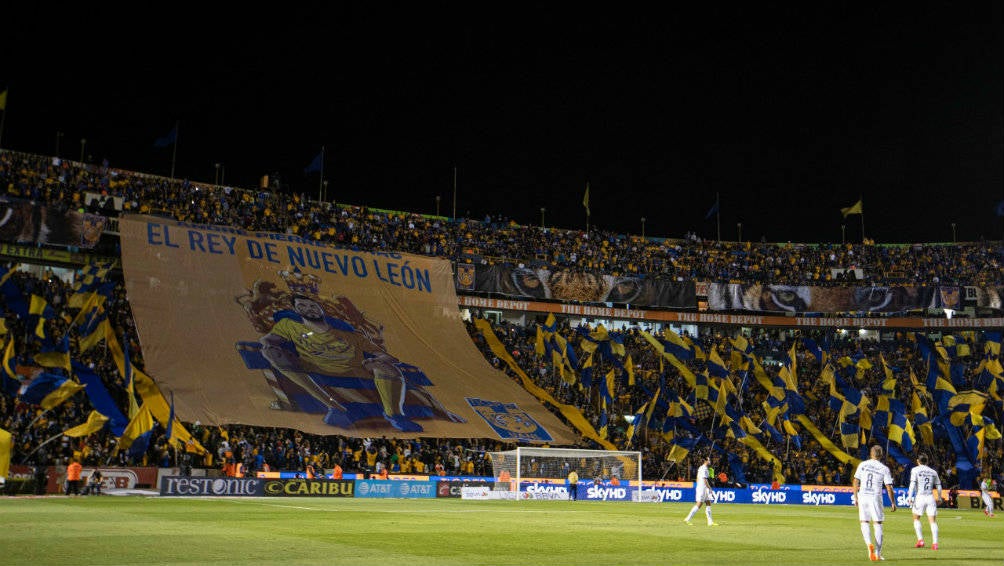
1 497 1001 565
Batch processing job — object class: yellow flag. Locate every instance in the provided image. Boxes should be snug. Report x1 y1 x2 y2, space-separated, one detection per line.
841 199 863 217
62 411 110 437
0 89 7 111
115 403 156 454
0 426 11 480
582 183 590 214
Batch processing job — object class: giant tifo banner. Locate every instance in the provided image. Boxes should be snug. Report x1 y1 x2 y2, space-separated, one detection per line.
706 282 1003 313
457 264 695 308
118 215 576 443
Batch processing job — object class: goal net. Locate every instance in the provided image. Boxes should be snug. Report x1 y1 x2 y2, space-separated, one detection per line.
486 447 642 500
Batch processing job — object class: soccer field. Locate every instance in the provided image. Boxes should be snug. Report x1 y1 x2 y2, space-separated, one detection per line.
1 497 1000 565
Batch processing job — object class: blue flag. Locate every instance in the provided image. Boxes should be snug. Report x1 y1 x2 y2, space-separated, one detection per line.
705 198 720 220
153 126 177 148
122 404 157 459
166 391 175 443
18 372 82 409
73 360 128 437
996 199 1004 217
304 149 323 174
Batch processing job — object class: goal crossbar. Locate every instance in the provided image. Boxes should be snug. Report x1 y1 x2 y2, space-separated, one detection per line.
486 447 642 499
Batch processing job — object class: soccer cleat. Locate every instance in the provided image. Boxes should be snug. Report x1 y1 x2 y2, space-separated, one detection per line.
915 540 925 548
868 544 877 561
684 519 693 526
931 543 938 551
707 522 719 526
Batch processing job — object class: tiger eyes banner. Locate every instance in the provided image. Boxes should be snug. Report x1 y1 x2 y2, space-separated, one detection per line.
457 264 696 307
118 215 575 443
706 283 1003 313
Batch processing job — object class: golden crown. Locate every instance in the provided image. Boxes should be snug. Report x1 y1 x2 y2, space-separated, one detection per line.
279 268 321 296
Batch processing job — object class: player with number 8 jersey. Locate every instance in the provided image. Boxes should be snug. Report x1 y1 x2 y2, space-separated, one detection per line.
853 445 897 561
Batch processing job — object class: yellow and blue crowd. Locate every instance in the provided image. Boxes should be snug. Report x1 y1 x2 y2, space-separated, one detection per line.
0 148 1001 489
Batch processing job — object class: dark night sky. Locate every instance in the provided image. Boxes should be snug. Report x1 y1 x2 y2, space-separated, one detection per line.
2 5 1001 244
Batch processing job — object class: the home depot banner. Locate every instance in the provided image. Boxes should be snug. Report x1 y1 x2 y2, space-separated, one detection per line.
118 215 574 443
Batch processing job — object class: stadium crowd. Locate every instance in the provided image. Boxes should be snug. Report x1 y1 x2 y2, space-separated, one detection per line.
2 149 1003 288
0 148 1001 493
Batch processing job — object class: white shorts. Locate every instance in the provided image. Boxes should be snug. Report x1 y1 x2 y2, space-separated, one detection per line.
857 496 885 522
696 488 713 504
912 496 937 517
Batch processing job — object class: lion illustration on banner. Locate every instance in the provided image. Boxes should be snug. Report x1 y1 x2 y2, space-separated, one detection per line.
235 267 465 433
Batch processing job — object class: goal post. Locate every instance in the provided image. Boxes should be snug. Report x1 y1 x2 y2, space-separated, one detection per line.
486 447 643 500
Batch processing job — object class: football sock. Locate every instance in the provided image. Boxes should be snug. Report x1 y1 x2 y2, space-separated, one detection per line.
705 507 713 523
931 523 938 544
685 506 698 521
913 519 922 540
874 523 883 555
860 522 872 545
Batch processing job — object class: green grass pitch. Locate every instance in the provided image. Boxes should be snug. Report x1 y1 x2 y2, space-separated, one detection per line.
1 497 1001 565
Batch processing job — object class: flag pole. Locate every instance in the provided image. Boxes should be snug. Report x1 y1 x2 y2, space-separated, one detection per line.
0 89 7 149
169 121 179 180
716 192 721 242
859 194 865 242
452 166 457 220
318 146 325 202
20 431 64 465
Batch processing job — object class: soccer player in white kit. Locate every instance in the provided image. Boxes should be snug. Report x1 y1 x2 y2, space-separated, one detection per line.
683 455 718 526
906 453 943 550
853 445 897 561
980 473 997 517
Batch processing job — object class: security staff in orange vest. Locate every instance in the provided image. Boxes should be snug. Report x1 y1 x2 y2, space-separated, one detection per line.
65 459 83 496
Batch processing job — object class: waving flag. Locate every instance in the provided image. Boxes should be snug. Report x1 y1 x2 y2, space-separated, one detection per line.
62 411 110 438
706 347 730 378
166 392 176 446
1 336 18 396
841 199 863 217
667 435 700 462
304 147 324 174
705 196 720 220
68 261 116 308
124 335 140 419
115 403 157 458
0 426 11 483
28 295 57 340
887 398 915 452
18 372 85 410
153 125 177 148
948 390 990 427
73 360 129 437
911 391 933 446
